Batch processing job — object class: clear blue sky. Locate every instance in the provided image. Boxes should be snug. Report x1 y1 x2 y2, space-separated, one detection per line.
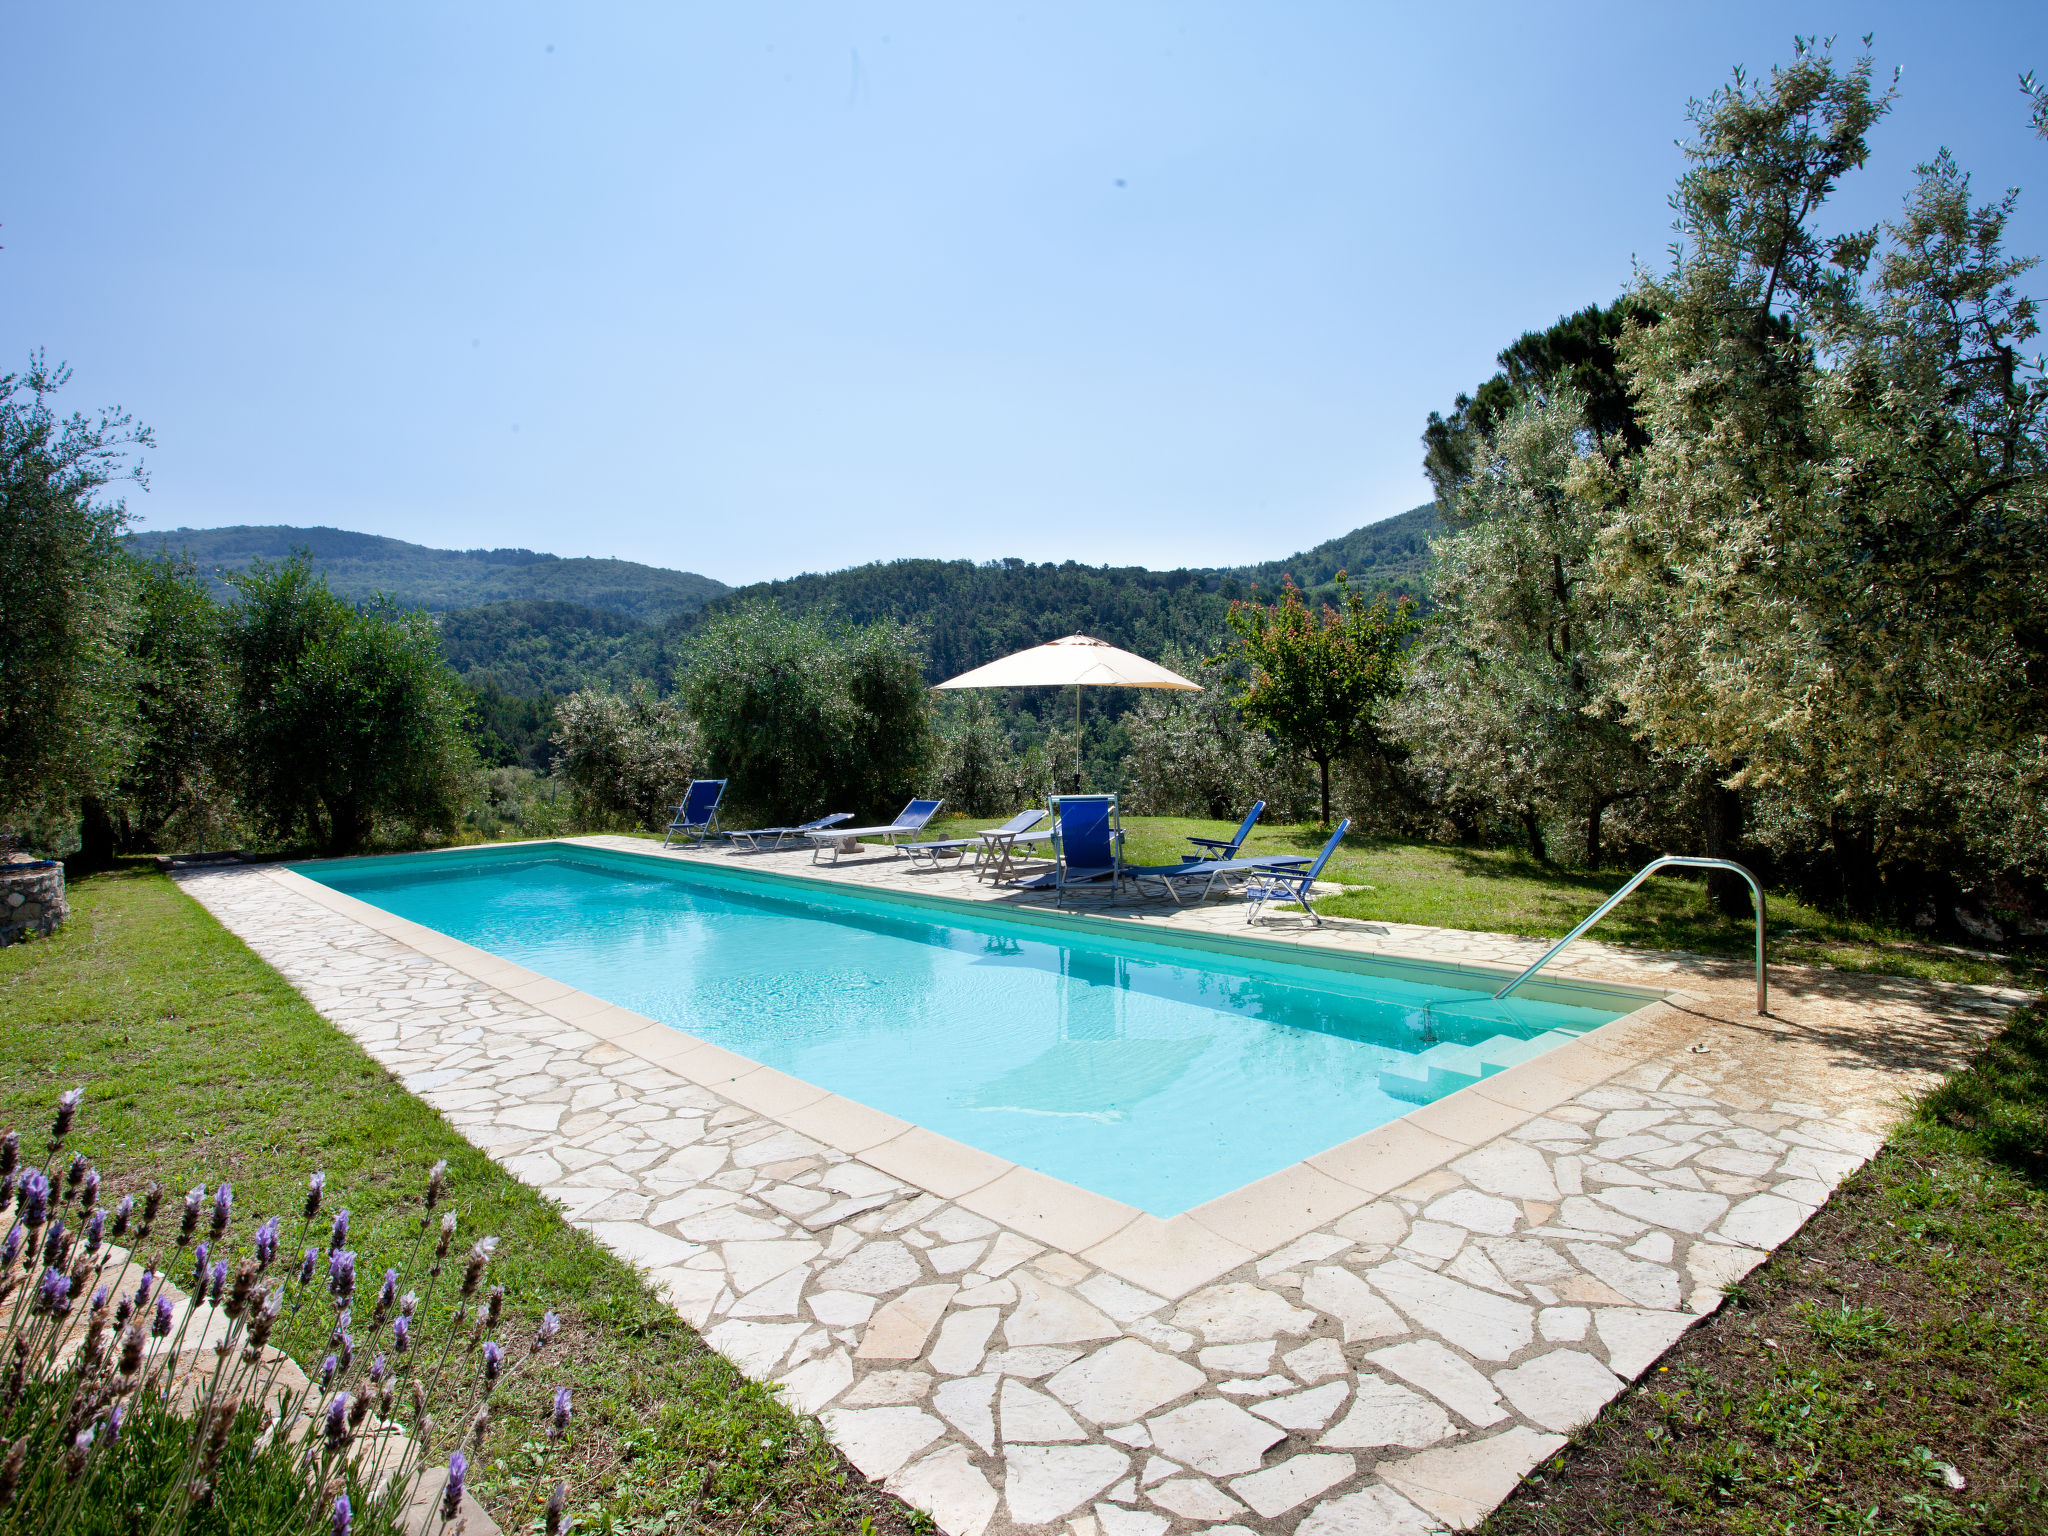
8 2 2044 584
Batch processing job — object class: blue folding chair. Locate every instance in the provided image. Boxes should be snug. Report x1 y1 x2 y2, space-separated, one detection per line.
1010 794 1125 906
1243 819 1351 925
661 780 728 849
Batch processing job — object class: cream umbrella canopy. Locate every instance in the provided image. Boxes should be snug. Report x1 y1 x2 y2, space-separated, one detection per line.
933 634 1200 792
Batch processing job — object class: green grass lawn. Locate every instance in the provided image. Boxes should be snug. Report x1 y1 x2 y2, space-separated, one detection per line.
1479 1002 2048 1535
0 864 924 1536
910 814 2043 990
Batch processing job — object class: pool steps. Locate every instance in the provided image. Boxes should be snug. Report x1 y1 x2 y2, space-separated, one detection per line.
1378 1029 1582 1103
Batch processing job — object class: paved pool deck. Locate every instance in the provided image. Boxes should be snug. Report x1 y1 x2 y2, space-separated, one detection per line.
175 836 2029 1536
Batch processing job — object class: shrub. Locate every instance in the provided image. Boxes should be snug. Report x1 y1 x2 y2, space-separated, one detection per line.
0 1089 577 1536
549 688 702 831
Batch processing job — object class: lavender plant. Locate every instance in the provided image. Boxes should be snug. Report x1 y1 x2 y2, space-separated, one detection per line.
0 1090 578 1536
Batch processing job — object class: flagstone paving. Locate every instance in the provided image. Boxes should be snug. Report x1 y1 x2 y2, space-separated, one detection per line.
176 838 2028 1535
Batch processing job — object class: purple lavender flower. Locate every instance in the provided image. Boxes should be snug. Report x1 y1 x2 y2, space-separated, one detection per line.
329 1208 350 1253
369 1353 387 1385
324 1393 350 1449
0 1130 17 1178
1 1224 21 1270
84 1210 103 1253
208 1259 227 1304
332 1493 351 1536
153 1293 174 1337
210 1181 232 1238
0 1170 14 1211
66 1153 88 1191
441 1451 467 1519
107 1403 124 1443
549 1386 572 1438
91 1283 108 1312
19 1171 49 1230
328 1249 356 1301
535 1310 560 1348
37 1267 71 1316
193 1242 210 1290
305 1170 325 1220
52 1087 83 1141
426 1159 448 1209
254 1215 281 1267
320 1354 338 1388
44 1216 65 1259
337 1332 354 1373
378 1268 398 1311
482 1340 503 1386
131 1268 155 1311
391 1316 410 1355
400 1290 418 1318
80 1170 99 1212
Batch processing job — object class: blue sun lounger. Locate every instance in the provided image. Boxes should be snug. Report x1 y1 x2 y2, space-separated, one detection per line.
725 812 853 852
661 780 728 849
1123 848 1312 906
1180 800 1266 862
809 800 946 863
1243 819 1352 925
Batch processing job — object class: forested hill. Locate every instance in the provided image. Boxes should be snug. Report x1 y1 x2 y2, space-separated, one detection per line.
661 499 1442 679
123 525 729 622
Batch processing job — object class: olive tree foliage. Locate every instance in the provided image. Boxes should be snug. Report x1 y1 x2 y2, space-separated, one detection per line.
679 601 936 824
1122 649 1311 821
1399 392 1662 866
932 692 1026 816
224 557 478 855
1595 41 2048 910
0 357 151 849
114 554 238 852
550 686 703 829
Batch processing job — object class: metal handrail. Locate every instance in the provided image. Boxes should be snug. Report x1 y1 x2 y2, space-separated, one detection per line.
1493 855 1768 1015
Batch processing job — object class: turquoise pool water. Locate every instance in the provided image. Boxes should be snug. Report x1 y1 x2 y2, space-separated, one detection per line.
300 845 1626 1215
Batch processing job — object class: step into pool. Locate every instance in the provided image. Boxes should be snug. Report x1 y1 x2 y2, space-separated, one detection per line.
299 844 1632 1216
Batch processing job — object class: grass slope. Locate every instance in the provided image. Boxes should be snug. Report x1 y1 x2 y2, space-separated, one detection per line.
0 865 922 1536
125 526 729 622
1480 1003 2048 1535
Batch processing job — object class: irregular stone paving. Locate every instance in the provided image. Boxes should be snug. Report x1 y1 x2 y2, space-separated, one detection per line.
177 846 2026 1536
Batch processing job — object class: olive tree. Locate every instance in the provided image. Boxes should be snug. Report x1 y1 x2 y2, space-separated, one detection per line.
224 556 478 854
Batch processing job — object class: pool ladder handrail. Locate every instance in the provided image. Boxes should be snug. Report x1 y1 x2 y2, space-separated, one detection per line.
1493 855 1768 1016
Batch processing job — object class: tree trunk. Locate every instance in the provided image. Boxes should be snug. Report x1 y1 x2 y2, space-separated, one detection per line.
1702 776 1750 917
1519 808 1548 864
1830 811 1881 918
323 794 373 856
1316 755 1331 828
76 797 119 870
1586 796 1609 872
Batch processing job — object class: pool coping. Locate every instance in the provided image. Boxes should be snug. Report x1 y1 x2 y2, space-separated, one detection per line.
271 839 1698 1292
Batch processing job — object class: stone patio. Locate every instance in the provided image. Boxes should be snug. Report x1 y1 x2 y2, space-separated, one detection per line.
175 836 2026 1535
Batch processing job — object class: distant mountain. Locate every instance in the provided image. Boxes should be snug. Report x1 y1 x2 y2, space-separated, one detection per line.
1235 501 1440 595
123 524 728 623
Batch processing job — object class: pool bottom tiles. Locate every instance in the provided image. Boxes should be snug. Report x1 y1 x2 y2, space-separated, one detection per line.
299 845 1627 1216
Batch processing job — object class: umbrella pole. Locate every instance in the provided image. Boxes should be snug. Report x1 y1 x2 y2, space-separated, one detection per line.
1073 685 1083 793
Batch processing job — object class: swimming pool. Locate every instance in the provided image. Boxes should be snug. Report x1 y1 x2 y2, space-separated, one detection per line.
300 844 1632 1216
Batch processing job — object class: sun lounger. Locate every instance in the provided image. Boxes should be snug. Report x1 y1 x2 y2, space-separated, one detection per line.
725 812 853 852
903 809 1047 871
1006 795 1124 906
1124 849 1311 906
1243 819 1352 925
661 780 727 849
1180 800 1266 862
809 800 946 863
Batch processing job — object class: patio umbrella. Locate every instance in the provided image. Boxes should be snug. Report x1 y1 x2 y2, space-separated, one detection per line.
934 634 1200 792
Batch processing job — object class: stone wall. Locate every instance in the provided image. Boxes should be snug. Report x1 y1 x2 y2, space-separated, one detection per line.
0 858 67 946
